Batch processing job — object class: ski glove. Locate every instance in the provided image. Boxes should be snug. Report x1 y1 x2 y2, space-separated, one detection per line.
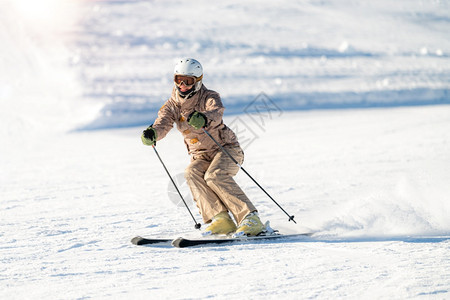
188 111 207 129
141 126 157 146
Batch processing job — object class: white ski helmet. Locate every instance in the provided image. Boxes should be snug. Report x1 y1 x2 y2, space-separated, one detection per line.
173 58 203 97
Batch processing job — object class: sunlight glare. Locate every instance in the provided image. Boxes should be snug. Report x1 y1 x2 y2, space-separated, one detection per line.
13 0 78 31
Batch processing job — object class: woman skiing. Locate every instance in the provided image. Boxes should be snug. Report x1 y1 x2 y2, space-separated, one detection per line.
141 58 264 236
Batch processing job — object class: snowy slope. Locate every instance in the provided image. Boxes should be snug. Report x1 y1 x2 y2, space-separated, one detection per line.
73 0 450 129
1 0 450 299
2 107 450 299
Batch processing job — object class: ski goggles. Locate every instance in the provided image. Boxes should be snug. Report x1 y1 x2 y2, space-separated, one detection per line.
174 74 203 86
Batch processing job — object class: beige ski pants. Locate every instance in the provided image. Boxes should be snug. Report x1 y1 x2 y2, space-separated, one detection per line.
184 145 256 225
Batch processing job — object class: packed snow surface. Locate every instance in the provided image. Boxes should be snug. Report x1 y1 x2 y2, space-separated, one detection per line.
1 0 450 299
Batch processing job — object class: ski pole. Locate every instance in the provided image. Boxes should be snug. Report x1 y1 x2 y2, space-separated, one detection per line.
202 128 296 224
152 145 201 230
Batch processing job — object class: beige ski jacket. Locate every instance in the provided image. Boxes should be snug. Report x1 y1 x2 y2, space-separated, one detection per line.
152 85 239 161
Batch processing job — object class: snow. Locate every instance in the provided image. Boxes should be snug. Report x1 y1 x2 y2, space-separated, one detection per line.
1 0 450 299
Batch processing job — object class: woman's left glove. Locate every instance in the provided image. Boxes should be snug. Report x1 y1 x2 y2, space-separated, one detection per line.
188 111 207 129
141 126 157 146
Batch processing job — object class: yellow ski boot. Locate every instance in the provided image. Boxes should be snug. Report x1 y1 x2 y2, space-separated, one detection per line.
233 212 265 237
203 212 237 235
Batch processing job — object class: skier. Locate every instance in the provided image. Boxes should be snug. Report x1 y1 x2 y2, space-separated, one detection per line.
141 58 265 236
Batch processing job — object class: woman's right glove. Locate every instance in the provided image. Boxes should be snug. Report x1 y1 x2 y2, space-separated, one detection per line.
141 126 157 146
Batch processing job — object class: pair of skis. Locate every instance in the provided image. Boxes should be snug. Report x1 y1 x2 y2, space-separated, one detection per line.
131 232 313 248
